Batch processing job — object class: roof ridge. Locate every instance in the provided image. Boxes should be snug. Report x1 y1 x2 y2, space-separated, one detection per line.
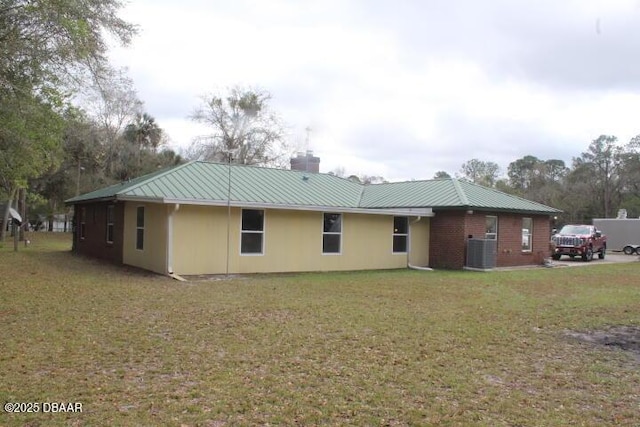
451 178 470 206
194 160 367 184
460 179 558 209
369 178 438 186
117 161 196 196
356 183 367 207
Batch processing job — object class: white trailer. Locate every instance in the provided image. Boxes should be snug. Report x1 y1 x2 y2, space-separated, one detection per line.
593 218 640 252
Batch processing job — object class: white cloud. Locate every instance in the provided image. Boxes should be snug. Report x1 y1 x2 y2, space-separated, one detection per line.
106 0 640 182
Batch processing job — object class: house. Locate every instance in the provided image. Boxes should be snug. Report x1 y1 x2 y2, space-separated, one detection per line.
64 161 561 275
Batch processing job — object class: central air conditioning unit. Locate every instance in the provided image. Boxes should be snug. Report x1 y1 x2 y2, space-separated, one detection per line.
466 238 497 269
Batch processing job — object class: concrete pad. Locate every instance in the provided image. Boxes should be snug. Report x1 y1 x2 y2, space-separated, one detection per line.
550 252 639 268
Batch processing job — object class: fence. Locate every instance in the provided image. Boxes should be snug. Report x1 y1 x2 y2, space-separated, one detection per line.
34 214 72 232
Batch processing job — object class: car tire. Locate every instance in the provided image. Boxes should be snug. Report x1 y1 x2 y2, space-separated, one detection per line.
598 246 606 259
623 245 635 255
552 254 561 261
582 247 593 262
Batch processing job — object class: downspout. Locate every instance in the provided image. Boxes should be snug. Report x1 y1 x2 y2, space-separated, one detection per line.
407 216 434 271
167 203 186 280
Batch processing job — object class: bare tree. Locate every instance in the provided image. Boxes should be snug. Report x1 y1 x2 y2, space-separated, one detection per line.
188 86 287 166
81 67 143 175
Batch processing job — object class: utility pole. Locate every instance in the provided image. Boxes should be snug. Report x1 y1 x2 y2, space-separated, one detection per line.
225 150 234 277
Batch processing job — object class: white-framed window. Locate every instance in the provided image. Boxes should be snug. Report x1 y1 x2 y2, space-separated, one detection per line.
323 213 342 254
393 216 408 253
241 209 264 254
522 217 532 252
485 215 498 240
106 205 115 243
80 207 86 240
136 206 145 250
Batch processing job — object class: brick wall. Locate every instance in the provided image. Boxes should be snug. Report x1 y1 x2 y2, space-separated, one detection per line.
532 215 553 263
464 213 487 239
73 201 124 264
429 210 467 269
492 213 551 267
430 210 553 269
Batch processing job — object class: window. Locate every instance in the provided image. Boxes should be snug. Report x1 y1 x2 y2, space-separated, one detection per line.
241 209 264 254
136 207 144 250
485 216 498 240
80 207 86 240
323 213 342 254
393 216 408 253
106 205 115 243
522 217 532 252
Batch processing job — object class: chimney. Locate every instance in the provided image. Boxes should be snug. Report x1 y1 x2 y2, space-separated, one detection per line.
290 150 320 173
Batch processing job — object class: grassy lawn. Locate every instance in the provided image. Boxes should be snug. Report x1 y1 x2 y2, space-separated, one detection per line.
1 233 640 426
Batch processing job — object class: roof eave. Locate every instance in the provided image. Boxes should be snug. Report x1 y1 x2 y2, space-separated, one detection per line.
118 196 435 216
69 194 557 216
65 196 117 206
431 206 562 215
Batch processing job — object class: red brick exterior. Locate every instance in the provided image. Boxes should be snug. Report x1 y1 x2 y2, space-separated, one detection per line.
429 210 468 269
73 201 124 264
492 213 551 267
429 210 552 269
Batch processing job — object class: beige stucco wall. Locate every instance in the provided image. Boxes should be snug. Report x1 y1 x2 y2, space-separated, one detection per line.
122 202 168 274
237 210 406 274
172 204 230 275
171 206 431 275
409 217 430 267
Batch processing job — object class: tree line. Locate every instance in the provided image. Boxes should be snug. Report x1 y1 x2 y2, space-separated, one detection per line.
442 134 640 224
0 0 287 238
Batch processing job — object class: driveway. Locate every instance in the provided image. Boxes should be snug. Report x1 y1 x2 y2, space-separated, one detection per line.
490 252 639 271
551 252 639 267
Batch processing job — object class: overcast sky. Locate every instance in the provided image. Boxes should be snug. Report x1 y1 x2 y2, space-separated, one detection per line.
109 0 640 181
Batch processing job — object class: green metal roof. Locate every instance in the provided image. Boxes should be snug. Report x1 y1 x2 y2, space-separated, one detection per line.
65 161 560 214
359 179 464 208
66 162 364 208
64 166 174 203
455 179 560 213
360 178 561 213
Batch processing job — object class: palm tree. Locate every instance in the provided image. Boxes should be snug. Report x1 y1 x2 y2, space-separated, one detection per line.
124 113 163 175
124 113 162 154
